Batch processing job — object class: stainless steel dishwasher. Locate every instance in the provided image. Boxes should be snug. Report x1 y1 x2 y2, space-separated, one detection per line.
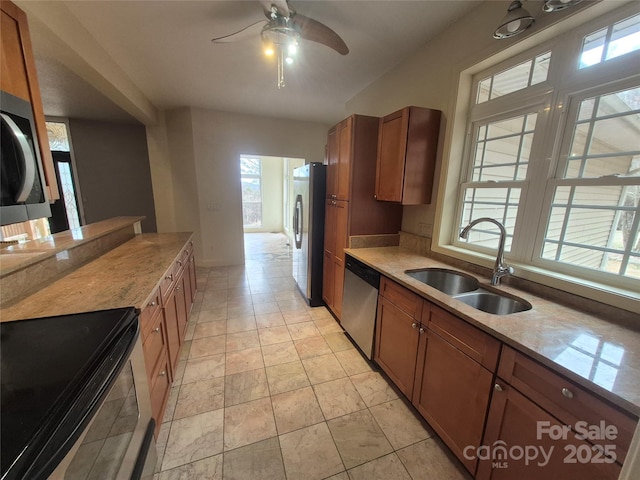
341 254 380 360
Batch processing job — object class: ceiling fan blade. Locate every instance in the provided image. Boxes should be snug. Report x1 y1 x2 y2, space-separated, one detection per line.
291 14 349 55
211 20 266 43
259 0 290 19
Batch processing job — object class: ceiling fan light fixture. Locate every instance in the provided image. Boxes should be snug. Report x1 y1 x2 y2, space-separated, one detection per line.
494 1 535 39
542 0 583 13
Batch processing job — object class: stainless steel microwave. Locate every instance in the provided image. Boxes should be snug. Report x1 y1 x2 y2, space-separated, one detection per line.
0 90 51 226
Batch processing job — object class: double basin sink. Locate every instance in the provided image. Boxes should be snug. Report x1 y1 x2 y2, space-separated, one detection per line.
405 268 531 315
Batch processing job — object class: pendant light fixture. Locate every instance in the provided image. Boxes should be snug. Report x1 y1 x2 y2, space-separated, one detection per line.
493 1 535 39
542 0 584 13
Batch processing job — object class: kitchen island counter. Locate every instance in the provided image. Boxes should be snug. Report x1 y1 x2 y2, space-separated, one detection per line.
0 232 193 322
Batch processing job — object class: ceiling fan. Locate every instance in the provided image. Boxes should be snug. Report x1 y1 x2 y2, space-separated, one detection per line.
211 0 348 88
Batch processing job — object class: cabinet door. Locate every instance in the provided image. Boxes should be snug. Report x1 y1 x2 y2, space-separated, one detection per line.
323 200 336 310
412 328 494 474
374 296 421 397
333 200 349 267
478 382 621 480
375 109 408 202
163 289 182 375
331 200 349 319
0 2 59 200
323 249 335 308
176 272 189 339
336 117 353 200
188 252 197 303
326 126 338 197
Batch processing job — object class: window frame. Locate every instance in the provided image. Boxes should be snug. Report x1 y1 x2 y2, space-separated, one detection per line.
532 76 640 289
435 2 640 311
240 156 264 228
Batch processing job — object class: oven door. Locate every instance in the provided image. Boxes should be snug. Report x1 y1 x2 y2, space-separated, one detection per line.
50 335 157 480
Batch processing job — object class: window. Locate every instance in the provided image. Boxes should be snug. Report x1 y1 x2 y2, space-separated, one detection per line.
579 13 640 68
455 7 640 291
240 156 263 227
46 121 81 230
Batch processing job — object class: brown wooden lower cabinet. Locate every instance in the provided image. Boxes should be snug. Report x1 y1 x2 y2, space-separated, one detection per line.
374 296 421 398
375 276 499 475
140 239 196 433
163 287 181 377
477 382 621 480
373 276 637 479
413 328 495 474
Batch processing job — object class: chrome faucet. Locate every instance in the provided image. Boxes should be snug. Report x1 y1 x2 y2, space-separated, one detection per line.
460 218 514 286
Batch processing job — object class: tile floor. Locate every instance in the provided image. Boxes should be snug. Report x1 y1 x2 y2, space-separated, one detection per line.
153 232 471 480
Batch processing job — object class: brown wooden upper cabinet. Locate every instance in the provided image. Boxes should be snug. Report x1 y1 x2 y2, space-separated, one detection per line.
375 106 441 205
0 1 59 200
322 115 403 320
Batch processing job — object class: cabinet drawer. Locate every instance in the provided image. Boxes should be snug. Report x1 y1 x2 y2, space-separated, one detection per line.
159 265 178 302
498 346 637 464
143 312 166 380
140 289 161 340
149 352 171 425
426 304 501 372
379 276 421 318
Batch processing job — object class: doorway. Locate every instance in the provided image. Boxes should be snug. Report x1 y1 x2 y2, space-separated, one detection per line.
240 154 305 262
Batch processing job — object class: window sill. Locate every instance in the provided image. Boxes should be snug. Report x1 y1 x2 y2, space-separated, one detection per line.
431 244 640 315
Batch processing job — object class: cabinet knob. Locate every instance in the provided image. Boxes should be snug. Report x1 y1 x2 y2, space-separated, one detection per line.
176 285 181 291
419 327 425 334
159 371 166 377
150 301 156 307
166 274 173 281
153 327 160 333
561 387 574 399
411 322 418 329
373 194 377 199
178 260 183 266
494 383 503 392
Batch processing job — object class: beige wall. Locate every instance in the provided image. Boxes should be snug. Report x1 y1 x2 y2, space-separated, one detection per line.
345 0 602 239
153 108 328 266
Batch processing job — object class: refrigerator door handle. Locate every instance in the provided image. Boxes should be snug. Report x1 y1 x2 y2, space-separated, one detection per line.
294 194 303 249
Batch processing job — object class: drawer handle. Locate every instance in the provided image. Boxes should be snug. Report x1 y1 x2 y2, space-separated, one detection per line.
153 327 160 333
561 387 574 399
166 274 173 281
494 383 503 392
411 322 418 329
419 327 425 334
159 371 167 377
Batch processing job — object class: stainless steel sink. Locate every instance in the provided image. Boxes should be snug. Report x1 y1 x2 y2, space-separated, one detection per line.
405 268 479 295
454 290 532 315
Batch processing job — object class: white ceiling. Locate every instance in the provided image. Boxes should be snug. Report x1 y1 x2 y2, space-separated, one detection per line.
27 0 481 125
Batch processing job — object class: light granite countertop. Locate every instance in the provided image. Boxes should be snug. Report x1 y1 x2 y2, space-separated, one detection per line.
345 246 640 417
0 216 144 277
0 233 192 322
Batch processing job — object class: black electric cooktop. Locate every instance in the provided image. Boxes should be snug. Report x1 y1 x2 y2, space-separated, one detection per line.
0 307 139 480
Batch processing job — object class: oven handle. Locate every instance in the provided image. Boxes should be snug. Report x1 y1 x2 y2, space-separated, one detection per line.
0 113 37 203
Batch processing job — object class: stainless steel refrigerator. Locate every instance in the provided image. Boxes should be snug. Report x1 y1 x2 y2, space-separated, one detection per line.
292 163 326 306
